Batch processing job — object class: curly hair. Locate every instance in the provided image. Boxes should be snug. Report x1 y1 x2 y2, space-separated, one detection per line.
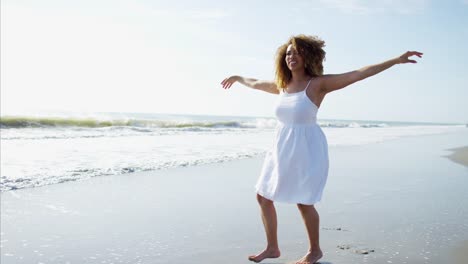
274 34 326 90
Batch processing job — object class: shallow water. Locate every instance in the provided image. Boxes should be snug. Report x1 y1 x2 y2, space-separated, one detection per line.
1 112 464 192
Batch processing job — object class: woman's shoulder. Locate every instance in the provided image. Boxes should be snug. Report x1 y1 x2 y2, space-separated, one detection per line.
304 76 327 96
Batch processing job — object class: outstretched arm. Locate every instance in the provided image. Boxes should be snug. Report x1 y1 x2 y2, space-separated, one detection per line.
221 75 279 94
320 51 423 94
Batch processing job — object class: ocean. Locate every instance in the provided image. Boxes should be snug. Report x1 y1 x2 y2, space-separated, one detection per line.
0 111 465 192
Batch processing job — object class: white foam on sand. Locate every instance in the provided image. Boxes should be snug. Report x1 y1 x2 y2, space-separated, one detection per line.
2 123 465 192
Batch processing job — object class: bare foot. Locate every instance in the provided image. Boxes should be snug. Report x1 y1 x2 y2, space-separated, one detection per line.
248 247 281 263
295 249 323 264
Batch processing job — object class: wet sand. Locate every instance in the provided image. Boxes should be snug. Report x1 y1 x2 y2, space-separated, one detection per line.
446 146 468 167
452 240 468 264
1 130 468 264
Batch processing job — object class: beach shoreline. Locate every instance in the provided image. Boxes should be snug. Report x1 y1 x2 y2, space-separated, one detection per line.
1 130 468 264
446 146 468 167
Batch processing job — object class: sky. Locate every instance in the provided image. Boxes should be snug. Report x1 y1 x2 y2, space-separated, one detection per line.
1 0 467 124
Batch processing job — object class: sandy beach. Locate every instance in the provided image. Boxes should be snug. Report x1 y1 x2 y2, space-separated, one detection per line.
1 130 467 264
446 146 468 167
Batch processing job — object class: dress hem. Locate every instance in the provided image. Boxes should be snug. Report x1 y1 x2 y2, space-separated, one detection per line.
254 188 321 206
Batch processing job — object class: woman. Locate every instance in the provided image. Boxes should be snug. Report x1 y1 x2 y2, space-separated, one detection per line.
220 34 422 264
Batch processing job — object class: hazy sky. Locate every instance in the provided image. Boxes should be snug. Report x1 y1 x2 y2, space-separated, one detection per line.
2 0 467 123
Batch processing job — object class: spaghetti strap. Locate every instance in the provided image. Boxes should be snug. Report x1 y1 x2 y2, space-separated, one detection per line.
304 78 313 93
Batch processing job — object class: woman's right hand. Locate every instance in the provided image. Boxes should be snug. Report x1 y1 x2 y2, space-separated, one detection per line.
221 76 240 89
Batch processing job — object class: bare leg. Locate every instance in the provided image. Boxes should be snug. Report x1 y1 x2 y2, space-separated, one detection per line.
248 194 281 263
295 204 323 264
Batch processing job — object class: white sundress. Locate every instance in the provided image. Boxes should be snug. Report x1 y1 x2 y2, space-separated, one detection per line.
255 79 329 205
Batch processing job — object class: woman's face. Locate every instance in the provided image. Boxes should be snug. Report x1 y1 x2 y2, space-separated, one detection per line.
285 44 304 71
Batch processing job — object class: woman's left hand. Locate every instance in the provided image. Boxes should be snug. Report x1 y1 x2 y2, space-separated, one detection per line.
397 51 423 64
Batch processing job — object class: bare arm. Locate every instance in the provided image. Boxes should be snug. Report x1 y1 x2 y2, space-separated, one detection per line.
320 51 423 94
221 75 279 94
